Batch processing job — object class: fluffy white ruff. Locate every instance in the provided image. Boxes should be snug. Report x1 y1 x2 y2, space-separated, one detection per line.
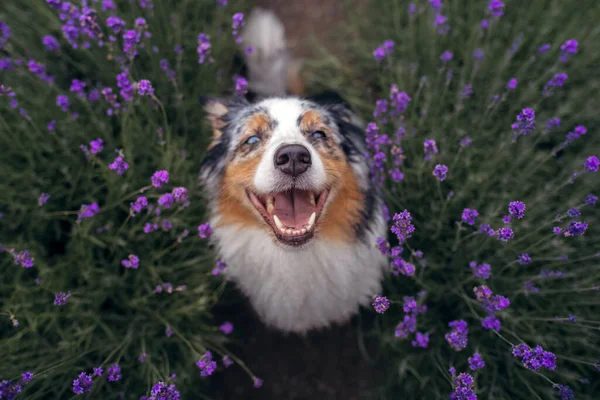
211 214 387 334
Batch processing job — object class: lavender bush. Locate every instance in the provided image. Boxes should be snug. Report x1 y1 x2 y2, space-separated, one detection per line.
0 0 253 398
309 0 599 398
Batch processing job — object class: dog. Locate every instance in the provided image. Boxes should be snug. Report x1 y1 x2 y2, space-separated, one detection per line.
199 8 387 333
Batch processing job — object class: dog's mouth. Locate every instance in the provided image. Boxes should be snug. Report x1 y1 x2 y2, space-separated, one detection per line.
247 188 330 246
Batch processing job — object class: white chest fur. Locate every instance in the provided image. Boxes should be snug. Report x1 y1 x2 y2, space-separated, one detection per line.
211 217 387 333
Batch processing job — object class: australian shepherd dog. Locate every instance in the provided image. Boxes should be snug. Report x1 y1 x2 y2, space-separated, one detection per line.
200 8 387 333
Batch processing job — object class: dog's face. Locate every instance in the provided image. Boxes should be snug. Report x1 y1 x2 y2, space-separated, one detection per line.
200 97 376 247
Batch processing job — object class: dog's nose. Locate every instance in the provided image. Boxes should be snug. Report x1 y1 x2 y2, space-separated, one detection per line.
274 144 312 177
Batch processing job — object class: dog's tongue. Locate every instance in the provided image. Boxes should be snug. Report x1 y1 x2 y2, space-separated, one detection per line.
273 189 315 228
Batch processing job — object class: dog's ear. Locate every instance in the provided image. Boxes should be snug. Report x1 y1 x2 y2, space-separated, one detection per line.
201 96 249 148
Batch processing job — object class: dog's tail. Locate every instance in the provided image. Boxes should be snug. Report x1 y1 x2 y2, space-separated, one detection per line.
241 8 304 98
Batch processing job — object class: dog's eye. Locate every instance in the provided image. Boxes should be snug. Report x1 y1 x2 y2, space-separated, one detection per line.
245 135 261 145
311 131 326 140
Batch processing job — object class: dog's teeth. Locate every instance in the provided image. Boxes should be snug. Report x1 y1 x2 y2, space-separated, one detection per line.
301 228 307 235
286 229 293 235
292 230 299 236
273 215 284 230
280 228 286 234
307 212 316 231
309 192 316 206
266 196 275 214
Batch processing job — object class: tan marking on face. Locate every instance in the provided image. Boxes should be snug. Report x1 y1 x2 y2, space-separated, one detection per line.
317 157 364 242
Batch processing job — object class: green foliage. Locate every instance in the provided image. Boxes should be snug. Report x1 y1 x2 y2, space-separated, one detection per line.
0 0 250 398
306 0 600 398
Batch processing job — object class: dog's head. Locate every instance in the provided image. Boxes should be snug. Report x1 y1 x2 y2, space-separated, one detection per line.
200 96 378 247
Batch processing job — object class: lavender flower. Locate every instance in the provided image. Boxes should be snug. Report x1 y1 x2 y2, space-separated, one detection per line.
139 353 148 363
198 222 213 238
424 139 438 159
585 194 598 206
54 291 71 305
482 315 501 331
197 33 212 64
123 29 141 59
373 99 388 121
106 16 125 33
512 343 556 371
56 95 70 111
544 73 568 95
196 352 217 377
72 372 94 394
372 294 390 314
108 156 129 175
217 0 228 7
158 193 174 209
77 202 99 221
253 377 264 388
433 164 449 181
117 72 134 102
473 48 484 61
412 332 430 348
434 14 450 35
389 85 411 115
524 281 540 294
121 254 140 269
232 13 245 43
391 210 415 242
517 253 531 265
470 262 491 280
38 193 50 206
565 221 587 236
234 76 248 96
461 208 479 226
107 363 121 382
566 208 580 217
559 39 578 62
584 155 599 172
152 170 169 188
468 353 485 370
43 35 60 51
538 43 551 53
137 79 154 96
373 40 394 61
445 320 468 351
460 137 472 148
219 322 234 335
451 372 477 400
554 384 575 400
212 260 227 275
391 257 416 276
508 201 526 219
166 327 174 337
481 19 489 29
488 0 505 18
506 78 517 90
440 50 453 62
511 108 535 136
146 382 181 400
460 85 473 99
474 285 510 312
12 250 34 268
222 355 233 368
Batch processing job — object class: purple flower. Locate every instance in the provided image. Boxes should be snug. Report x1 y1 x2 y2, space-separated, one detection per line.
54 291 71 306
559 39 578 62
234 76 247 97
219 322 234 335
517 253 531 265
433 164 448 181
196 352 217 377
107 363 121 382
445 320 468 351
488 0 505 17
89 138 103 154
144 223 159 233
121 254 140 269
106 16 126 33
138 353 148 363
197 33 212 64
451 372 477 400
586 194 598 206
566 208 580 218
482 315 501 331
123 29 141 59
56 95 70 111
391 210 415 243
470 262 491 280
473 48 484 60
222 355 233 368
461 84 473 99
506 78 517 90
434 14 450 35
481 19 489 29
468 353 485 370
376 238 390 256
69 79 86 96
424 139 438 159
391 258 415 276
462 208 479 226
72 372 94 394
42 35 60 51
411 332 430 348
38 193 50 206
584 155 599 172
565 221 588 236
373 99 388 121
161 219 173 231
508 201 526 219
102 0 116 11
253 377 264 388
440 50 453 62
538 43 551 53
459 137 472 148
137 79 154 96
212 260 227 276
554 384 575 400
108 156 129 175
512 108 535 136
152 170 169 188
77 202 99 221
524 281 540 294
232 13 245 35
544 73 568 95
12 250 34 268
474 286 510 312
166 327 174 337
198 222 213 238
390 168 404 182
158 193 174 209
217 0 228 7
116 72 134 101
389 85 411 115
545 117 561 134
171 187 188 203
512 343 556 371
372 294 390 314
147 381 180 400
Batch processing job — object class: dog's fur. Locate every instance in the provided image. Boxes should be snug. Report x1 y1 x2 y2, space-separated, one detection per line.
199 9 387 333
